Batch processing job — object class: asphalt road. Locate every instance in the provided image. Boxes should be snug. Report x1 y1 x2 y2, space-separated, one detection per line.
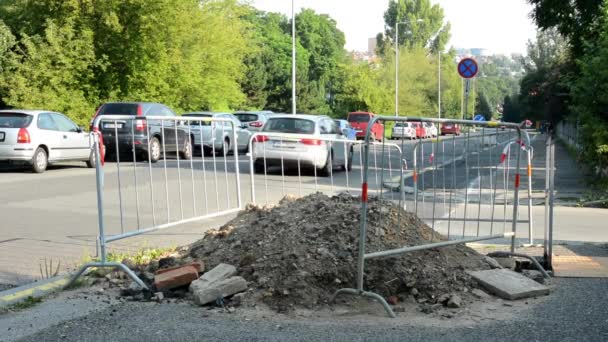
0 131 605 285
8 277 608 342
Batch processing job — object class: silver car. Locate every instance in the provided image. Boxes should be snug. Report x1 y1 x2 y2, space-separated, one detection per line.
252 115 352 176
182 112 251 155
0 110 93 173
233 111 272 132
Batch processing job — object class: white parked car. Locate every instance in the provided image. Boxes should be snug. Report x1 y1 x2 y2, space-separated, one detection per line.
424 122 438 138
0 110 94 173
392 122 417 139
182 112 251 155
252 115 353 176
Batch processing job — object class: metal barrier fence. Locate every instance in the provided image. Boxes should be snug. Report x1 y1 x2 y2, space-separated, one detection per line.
246 132 406 206
68 115 242 288
334 116 545 317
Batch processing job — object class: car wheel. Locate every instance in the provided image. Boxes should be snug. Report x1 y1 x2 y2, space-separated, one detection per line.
148 137 161 163
32 147 48 173
217 138 230 156
180 137 192 160
254 160 266 174
343 148 353 172
86 149 96 168
319 150 332 177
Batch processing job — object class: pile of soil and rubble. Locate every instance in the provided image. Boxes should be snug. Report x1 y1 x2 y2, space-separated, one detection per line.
187 193 495 312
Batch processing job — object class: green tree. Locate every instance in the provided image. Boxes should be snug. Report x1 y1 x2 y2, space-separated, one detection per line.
376 0 450 55
0 0 252 119
475 92 493 120
0 20 99 126
502 95 520 123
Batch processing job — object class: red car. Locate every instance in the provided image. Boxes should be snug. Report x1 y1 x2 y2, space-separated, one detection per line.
347 112 385 141
440 123 461 136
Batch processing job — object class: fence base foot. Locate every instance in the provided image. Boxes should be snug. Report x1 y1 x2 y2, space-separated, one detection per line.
333 288 396 318
65 262 148 290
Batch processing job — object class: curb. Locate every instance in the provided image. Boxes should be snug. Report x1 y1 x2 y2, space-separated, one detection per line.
0 274 71 309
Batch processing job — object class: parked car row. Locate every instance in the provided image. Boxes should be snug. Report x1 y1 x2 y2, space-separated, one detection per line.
1 102 362 174
391 122 440 140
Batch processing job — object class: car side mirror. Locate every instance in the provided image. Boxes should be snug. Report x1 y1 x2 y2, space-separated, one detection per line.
341 128 349 136
78 126 85 133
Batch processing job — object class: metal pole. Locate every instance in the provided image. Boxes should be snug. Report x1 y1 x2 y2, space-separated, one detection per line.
438 52 441 119
395 21 399 117
460 78 464 120
291 0 296 115
548 138 555 268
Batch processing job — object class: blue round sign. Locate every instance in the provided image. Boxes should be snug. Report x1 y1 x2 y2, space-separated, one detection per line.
458 58 478 79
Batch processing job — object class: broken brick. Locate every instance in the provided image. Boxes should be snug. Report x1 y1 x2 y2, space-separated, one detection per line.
154 265 198 291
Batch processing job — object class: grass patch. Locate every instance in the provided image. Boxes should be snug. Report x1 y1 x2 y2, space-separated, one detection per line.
104 246 176 266
9 296 42 311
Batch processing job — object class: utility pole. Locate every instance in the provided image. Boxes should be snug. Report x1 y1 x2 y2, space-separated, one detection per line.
291 0 296 115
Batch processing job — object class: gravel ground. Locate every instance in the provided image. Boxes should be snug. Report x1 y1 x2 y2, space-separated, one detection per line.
13 277 608 342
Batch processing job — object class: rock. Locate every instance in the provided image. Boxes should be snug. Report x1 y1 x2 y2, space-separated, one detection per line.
146 260 160 273
142 272 155 283
468 269 550 300
410 288 419 296
447 295 462 308
484 256 503 269
121 282 144 297
109 278 122 286
199 264 237 284
191 276 248 306
154 265 199 291
493 257 515 270
158 257 178 269
436 294 450 304
153 292 164 303
386 296 398 305
522 270 545 284
232 292 246 307
121 258 136 271
471 288 491 299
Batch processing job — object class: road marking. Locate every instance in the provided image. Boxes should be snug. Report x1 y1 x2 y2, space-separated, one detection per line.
0 276 69 307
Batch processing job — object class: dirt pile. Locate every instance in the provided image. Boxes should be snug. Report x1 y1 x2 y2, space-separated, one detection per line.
188 193 493 312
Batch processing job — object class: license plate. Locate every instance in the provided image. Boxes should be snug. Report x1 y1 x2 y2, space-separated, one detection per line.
273 141 296 149
0 132 4 141
356 130 363 133
104 123 123 129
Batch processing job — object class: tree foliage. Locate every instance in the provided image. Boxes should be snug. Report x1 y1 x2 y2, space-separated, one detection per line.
376 0 450 55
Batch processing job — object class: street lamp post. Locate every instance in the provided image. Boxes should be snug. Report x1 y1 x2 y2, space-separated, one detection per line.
292 0 296 115
438 50 441 119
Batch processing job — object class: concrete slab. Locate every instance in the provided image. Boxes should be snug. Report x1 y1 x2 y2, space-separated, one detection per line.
468 269 550 300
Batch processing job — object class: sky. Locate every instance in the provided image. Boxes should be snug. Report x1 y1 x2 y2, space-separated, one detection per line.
250 0 537 55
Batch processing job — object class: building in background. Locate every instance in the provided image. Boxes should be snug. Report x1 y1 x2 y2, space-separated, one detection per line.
368 37 377 56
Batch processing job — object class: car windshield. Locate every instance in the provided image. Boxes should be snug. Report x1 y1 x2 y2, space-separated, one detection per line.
395 122 410 127
234 113 259 122
0 113 33 128
347 114 371 123
263 118 315 134
98 103 140 115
